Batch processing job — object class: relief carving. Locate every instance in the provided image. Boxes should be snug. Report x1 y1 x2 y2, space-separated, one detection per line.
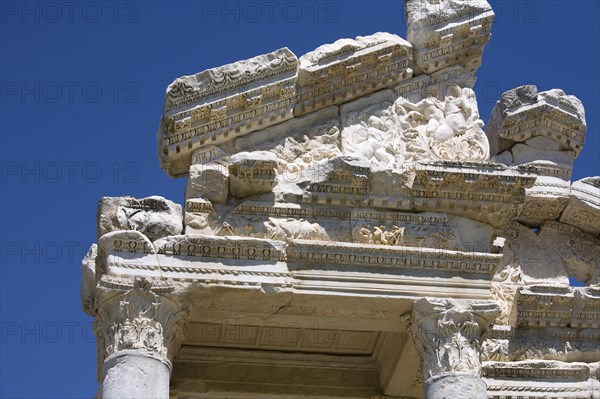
86 4 600 397
94 279 189 380
342 85 489 169
412 298 500 379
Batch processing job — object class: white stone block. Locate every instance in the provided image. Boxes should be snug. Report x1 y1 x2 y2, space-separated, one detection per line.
560 177 600 236
511 144 575 166
228 151 278 198
486 85 586 156
296 32 413 116
406 0 494 76
187 164 229 204
97 196 183 241
158 48 298 177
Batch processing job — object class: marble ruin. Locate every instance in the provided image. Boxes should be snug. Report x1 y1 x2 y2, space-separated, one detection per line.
82 1 599 398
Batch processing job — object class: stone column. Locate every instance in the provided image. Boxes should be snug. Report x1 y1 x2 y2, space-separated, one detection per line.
95 286 188 399
412 298 500 399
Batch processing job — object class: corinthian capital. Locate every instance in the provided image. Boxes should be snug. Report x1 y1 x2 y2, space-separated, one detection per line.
412 298 500 380
95 283 189 368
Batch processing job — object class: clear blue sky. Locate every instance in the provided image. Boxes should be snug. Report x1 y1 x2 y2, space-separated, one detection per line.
1 1 598 397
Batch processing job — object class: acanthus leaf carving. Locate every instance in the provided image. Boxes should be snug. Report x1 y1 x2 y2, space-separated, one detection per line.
412 298 500 380
95 282 190 375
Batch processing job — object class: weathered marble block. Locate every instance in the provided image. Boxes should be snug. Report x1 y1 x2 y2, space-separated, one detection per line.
350 209 494 252
495 222 570 286
572 286 600 328
516 285 574 328
405 0 494 77
516 161 572 227
190 145 227 166
409 161 537 227
560 177 600 237
227 151 278 198
482 359 600 398
220 201 343 241
158 48 298 177
231 106 343 197
394 65 476 103
81 244 97 315
295 32 413 116
368 168 413 209
486 85 586 157
183 199 215 235
482 324 600 363
540 221 600 285
97 196 183 241
96 230 159 279
299 156 370 207
486 86 587 227
515 285 600 330
186 164 229 205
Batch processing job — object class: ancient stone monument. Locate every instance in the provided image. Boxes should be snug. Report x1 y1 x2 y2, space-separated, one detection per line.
81 1 599 398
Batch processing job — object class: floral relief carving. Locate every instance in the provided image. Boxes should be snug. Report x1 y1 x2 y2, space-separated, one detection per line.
412 298 500 380
342 85 489 170
96 286 189 363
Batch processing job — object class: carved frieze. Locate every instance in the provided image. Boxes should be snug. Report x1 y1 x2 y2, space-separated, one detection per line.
153 235 286 262
410 161 537 226
405 0 494 76
287 239 502 276
394 65 476 104
482 360 591 380
494 222 571 287
164 48 297 111
158 48 298 177
351 209 494 252
299 156 370 207
486 85 587 157
515 285 600 330
222 202 343 241
96 230 159 280
295 32 413 116
218 202 498 254
482 326 600 363
228 151 278 198
572 286 600 329
516 285 574 328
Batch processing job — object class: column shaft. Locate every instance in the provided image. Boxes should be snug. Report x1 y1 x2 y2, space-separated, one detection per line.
95 286 188 399
102 350 170 399
411 298 500 399
424 372 487 399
